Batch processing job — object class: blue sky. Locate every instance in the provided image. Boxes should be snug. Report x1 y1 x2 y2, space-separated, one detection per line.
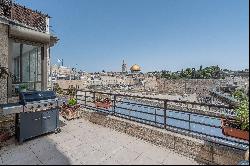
16 0 249 72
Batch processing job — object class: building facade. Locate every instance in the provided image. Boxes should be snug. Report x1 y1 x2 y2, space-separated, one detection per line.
0 0 58 136
0 0 58 104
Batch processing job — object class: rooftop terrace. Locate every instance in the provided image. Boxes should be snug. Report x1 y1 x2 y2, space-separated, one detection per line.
0 90 248 165
0 118 198 165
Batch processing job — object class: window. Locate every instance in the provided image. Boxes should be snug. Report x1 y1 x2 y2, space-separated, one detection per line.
11 42 43 92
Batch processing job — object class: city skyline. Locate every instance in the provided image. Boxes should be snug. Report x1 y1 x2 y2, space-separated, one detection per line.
16 0 249 72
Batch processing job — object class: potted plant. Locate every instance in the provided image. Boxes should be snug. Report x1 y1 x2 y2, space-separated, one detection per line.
0 66 9 79
19 83 28 92
222 89 249 141
53 83 64 95
60 98 81 120
94 97 111 109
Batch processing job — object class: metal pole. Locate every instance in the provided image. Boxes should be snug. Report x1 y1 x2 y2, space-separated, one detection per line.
7 74 9 103
113 95 116 115
164 100 167 129
75 89 77 102
129 108 131 120
154 109 157 125
188 114 191 132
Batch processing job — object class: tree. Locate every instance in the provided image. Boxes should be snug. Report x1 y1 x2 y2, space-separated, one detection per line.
158 65 226 79
185 68 192 79
171 72 179 79
233 89 248 101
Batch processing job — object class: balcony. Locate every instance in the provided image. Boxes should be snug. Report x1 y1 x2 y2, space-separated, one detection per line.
0 90 249 165
0 118 198 165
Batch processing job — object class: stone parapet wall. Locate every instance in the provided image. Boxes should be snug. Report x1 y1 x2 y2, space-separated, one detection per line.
81 109 247 165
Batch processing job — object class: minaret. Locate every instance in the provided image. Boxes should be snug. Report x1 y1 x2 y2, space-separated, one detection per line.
122 60 127 73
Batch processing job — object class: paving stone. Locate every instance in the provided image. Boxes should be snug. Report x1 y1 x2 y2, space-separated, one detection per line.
132 154 163 165
99 156 121 165
163 153 198 165
0 118 199 165
34 146 66 163
80 149 109 165
1 149 36 164
43 155 71 165
5 156 42 165
108 147 142 165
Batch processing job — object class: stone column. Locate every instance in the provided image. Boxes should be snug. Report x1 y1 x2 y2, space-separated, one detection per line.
41 44 49 90
0 23 15 139
0 23 8 104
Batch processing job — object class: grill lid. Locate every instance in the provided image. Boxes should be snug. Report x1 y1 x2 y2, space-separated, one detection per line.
19 91 56 105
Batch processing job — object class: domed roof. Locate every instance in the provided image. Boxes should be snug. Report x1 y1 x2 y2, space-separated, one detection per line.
130 64 141 71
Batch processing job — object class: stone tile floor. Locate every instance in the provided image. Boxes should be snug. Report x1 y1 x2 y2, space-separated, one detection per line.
0 118 199 165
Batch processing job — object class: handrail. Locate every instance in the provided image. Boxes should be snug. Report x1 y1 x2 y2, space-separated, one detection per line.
76 89 234 109
71 89 249 150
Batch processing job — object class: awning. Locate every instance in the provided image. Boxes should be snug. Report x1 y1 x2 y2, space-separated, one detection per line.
9 25 59 46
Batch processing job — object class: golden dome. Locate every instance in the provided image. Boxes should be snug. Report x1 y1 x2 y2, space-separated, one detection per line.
130 64 141 72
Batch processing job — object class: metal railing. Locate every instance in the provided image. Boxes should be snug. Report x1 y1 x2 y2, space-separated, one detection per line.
74 90 248 150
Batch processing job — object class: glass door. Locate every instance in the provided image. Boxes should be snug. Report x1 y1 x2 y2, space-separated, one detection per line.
12 42 43 93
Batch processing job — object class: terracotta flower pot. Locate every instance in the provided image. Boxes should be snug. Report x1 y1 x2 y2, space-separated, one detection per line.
95 101 111 109
60 104 81 120
221 119 249 141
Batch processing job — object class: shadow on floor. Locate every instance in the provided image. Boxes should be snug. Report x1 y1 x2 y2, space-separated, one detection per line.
59 119 67 128
0 135 71 165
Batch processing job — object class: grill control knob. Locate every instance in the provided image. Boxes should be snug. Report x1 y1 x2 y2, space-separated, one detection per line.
50 102 53 106
44 104 48 107
37 105 41 108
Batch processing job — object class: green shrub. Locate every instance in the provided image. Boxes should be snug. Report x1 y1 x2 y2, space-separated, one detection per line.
67 85 77 96
54 83 63 94
19 83 28 90
68 98 77 106
233 89 249 130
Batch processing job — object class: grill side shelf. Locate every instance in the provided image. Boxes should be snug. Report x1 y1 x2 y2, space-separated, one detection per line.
0 103 23 115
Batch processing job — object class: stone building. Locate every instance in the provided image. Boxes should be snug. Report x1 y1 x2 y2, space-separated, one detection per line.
0 0 58 136
51 65 72 79
130 64 141 73
0 0 58 102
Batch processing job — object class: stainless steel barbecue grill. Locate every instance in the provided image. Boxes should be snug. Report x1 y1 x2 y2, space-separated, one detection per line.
0 91 64 143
